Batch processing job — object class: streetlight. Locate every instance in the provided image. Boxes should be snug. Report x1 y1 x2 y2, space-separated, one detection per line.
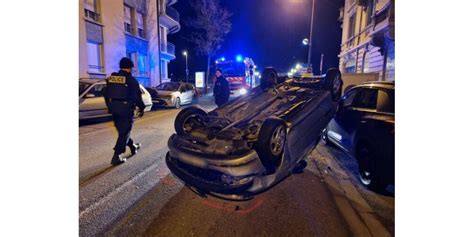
308 0 315 69
183 51 188 82
302 38 309 45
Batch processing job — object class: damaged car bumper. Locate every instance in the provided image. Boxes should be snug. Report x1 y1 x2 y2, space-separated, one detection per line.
166 134 265 195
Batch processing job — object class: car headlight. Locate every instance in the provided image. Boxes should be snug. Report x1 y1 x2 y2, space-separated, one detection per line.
239 88 247 95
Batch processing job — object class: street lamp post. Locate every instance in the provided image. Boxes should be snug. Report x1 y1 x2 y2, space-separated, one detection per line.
183 51 188 83
320 53 324 75
307 0 315 70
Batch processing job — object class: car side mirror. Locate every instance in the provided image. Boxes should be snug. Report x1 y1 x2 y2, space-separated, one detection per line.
85 93 95 98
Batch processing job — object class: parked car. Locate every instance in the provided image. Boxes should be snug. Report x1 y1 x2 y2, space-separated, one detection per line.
146 82 196 109
165 67 343 200
79 79 153 120
322 81 394 192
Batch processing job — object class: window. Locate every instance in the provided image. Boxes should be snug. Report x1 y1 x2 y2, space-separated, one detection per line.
124 5 132 34
348 14 356 39
362 51 370 73
84 0 100 21
79 82 91 96
365 0 375 26
354 88 378 109
137 12 145 38
377 90 394 113
345 58 356 73
88 84 106 97
137 54 148 76
342 88 359 108
87 41 103 72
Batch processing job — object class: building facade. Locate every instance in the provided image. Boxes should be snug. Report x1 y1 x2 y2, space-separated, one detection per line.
338 0 394 81
79 0 180 87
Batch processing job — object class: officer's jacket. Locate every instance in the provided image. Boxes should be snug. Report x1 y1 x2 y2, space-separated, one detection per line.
104 70 145 110
213 76 230 101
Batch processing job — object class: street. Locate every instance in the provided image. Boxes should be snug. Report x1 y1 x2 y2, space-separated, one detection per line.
79 96 394 237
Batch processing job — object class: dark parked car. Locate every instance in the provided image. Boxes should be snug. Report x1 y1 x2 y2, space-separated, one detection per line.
166 67 343 200
322 81 394 191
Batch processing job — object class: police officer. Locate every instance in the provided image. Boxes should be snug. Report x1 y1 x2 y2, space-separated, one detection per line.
104 57 146 166
213 69 230 107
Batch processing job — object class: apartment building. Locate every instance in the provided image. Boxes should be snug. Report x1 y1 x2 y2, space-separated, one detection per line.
79 0 180 87
338 0 394 81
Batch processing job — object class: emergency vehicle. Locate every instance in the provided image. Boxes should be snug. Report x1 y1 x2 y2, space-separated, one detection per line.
215 56 258 95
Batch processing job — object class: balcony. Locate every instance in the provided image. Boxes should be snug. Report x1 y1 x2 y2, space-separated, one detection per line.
160 42 176 60
159 6 180 34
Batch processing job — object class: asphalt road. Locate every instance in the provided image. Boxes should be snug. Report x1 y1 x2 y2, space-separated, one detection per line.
79 97 393 237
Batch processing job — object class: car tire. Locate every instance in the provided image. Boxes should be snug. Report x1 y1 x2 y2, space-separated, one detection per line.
255 117 287 174
356 138 387 192
175 97 181 109
323 68 343 102
174 106 208 136
261 67 278 91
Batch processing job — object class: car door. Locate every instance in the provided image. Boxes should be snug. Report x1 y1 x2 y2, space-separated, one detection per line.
329 87 378 152
79 83 108 118
179 84 191 104
185 84 195 103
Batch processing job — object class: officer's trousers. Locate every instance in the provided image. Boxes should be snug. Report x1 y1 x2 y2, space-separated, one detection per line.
110 101 135 155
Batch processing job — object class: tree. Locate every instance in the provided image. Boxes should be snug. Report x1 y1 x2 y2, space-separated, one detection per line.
185 0 232 90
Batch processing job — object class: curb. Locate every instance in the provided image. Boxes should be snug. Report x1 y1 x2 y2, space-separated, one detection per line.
310 149 391 237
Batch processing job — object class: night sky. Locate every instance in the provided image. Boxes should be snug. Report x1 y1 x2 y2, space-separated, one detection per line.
168 0 344 81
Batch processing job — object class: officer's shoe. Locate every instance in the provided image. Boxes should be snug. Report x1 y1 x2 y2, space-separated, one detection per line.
111 154 127 166
129 143 142 155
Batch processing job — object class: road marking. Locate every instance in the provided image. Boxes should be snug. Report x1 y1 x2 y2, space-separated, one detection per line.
79 162 166 219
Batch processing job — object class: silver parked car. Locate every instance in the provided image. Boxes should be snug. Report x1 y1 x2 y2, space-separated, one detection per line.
79 79 153 120
146 82 196 109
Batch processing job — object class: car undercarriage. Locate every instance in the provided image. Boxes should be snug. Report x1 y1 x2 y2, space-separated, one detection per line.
166 67 342 200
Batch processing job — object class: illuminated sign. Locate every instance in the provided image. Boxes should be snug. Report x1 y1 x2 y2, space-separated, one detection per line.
195 72 205 88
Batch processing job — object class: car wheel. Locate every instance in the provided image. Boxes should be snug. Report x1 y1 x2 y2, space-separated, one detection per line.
356 139 387 192
323 68 343 102
261 67 278 91
175 97 181 109
174 106 208 136
255 117 287 174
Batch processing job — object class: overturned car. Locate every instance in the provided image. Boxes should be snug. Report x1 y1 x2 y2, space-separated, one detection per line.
166 67 343 200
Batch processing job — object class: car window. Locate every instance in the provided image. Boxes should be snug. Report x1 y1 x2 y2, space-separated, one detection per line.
179 85 186 92
186 84 194 91
377 89 394 113
79 82 91 96
354 88 378 109
342 88 358 108
156 82 180 91
88 84 106 97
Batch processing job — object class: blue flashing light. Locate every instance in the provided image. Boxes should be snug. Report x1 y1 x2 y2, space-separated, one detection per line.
235 54 243 62
220 57 226 61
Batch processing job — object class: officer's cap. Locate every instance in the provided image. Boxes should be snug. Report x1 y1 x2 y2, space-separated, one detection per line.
119 57 134 69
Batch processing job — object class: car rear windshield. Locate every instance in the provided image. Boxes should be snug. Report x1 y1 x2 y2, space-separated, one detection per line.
156 82 180 91
79 82 91 96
